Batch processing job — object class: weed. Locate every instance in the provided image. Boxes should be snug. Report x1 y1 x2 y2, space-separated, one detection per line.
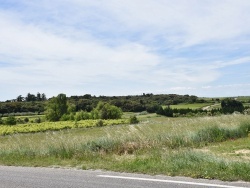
129 116 139 124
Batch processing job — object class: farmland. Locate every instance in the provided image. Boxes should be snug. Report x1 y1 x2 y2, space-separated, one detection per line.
169 103 214 109
0 113 250 181
0 119 128 136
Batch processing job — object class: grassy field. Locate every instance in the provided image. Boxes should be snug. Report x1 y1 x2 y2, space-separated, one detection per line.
169 103 214 109
0 114 250 181
199 137 250 162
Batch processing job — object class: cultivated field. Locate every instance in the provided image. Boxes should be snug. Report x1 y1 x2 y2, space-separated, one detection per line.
0 119 128 135
0 114 250 181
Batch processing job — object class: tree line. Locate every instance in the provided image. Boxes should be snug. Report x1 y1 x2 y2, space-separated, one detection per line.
0 93 201 115
157 98 247 117
0 94 249 126
42 93 123 121
16 92 47 102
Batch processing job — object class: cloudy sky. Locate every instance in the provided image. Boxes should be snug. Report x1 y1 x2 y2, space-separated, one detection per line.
1 0 250 101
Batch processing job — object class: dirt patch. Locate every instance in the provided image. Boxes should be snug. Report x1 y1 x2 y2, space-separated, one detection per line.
235 149 250 155
195 148 210 153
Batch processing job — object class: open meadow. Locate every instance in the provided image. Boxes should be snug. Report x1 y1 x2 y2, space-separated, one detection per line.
0 113 250 181
169 103 214 109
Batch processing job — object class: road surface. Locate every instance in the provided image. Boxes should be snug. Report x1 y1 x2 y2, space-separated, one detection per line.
0 166 249 188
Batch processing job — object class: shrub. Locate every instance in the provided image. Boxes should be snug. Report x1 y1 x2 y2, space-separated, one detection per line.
129 115 139 124
146 104 161 113
93 102 123 120
16 118 24 124
96 120 104 127
75 111 90 121
24 117 29 123
60 114 71 121
34 117 41 123
5 116 17 125
60 113 75 121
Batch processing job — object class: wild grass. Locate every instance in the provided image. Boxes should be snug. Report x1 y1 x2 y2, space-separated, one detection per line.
113 149 250 181
0 114 250 181
197 136 250 162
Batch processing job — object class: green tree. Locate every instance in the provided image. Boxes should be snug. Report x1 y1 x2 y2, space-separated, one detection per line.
36 92 41 101
93 102 122 119
41 93 47 101
26 93 36 102
16 95 24 102
221 99 244 114
45 93 68 121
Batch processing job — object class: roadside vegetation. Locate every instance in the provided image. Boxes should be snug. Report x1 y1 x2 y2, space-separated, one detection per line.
0 93 250 181
0 114 250 181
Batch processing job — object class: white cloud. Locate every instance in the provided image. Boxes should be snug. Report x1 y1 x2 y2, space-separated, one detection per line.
211 57 250 69
64 0 250 47
0 11 161 88
0 0 250 100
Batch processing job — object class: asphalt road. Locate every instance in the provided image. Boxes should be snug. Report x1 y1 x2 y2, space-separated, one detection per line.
0 166 249 188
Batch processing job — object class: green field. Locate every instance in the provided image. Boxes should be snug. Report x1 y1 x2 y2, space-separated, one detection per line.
169 103 214 109
0 114 250 181
0 119 128 136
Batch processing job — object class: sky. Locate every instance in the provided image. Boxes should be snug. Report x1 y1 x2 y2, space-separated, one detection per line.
0 0 250 101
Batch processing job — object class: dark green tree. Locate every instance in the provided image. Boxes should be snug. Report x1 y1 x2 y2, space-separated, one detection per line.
41 93 47 101
221 99 244 114
26 93 36 102
45 93 68 121
16 95 24 102
36 92 41 101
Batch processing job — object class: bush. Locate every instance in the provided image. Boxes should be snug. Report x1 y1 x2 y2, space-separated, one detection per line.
60 113 75 121
94 102 123 120
24 117 29 123
96 120 104 127
129 115 139 124
146 104 161 113
34 117 41 123
156 107 173 117
5 116 17 125
16 118 24 124
60 114 71 121
75 111 90 121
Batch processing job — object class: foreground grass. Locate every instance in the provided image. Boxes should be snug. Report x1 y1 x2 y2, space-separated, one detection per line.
198 137 250 162
2 149 250 181
0 115 250 181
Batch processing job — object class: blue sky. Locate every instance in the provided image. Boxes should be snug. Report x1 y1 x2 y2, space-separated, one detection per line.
0 0 250 101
